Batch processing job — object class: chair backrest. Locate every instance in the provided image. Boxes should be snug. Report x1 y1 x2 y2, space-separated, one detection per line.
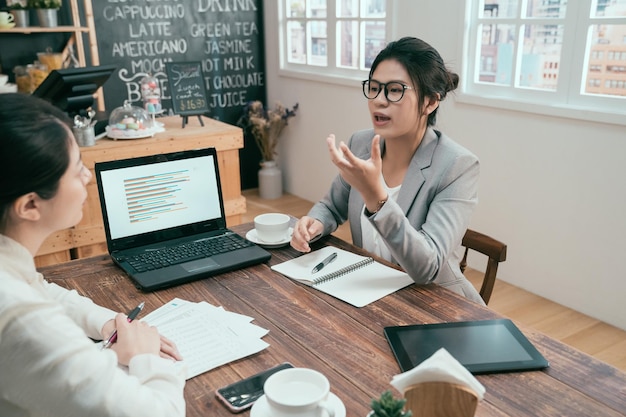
460 229 507 304
404 382 478 417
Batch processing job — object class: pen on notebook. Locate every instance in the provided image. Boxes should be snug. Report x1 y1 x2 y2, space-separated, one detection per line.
101 301 145 350
311 252 338 274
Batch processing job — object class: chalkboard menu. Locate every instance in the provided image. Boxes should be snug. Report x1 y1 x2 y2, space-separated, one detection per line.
165 62 209 116
92 0 266 187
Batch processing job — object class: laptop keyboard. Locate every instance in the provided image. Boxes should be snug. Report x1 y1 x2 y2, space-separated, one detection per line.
126 233 253 272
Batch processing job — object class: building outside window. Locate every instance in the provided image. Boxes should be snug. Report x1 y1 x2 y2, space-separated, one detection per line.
281 0 388 79
463 0 626 125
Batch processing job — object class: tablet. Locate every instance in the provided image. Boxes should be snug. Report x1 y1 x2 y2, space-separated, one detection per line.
384 319 549 374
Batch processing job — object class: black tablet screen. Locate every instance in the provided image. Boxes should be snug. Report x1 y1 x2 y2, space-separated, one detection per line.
385 319 549 374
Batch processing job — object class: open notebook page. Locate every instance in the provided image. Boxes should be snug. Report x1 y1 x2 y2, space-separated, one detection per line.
271 246 414 307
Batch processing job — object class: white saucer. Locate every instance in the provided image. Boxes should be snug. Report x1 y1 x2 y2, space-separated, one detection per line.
105 125 157 140
246 227 293 248
250 393 346 417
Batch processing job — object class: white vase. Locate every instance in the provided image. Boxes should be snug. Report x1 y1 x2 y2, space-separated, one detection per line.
258 160 282 199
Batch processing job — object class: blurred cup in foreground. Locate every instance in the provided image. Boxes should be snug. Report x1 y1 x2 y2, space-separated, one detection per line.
264 368 335 417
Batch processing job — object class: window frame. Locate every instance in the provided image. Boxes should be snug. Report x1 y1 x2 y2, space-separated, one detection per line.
278 0 391 86
459 0 626 127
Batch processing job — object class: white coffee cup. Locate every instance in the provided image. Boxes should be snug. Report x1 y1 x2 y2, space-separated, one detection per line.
0 74 8 87
264 368 336 417
254 212 290 243
0 12 15 26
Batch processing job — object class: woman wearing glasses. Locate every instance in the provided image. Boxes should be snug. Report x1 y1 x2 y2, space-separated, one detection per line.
291 37 483 304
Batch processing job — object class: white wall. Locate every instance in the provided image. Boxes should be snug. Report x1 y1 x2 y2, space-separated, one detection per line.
263 0 626 330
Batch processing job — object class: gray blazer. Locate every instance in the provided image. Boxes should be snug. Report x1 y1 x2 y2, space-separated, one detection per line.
308 127 483 304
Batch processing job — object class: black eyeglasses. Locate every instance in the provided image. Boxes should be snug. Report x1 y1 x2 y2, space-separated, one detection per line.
361 79 414 102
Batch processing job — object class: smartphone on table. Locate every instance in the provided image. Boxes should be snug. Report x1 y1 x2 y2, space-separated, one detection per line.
215 362 294 413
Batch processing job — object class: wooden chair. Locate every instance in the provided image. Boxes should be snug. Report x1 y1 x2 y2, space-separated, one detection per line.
460 229 507 305
404 382 479 417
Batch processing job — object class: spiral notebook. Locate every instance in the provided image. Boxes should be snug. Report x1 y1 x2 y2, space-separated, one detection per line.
271 246 413 307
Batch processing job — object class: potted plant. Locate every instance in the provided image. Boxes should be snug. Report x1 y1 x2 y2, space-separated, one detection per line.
7 0 30 27
368 390 412 417
28 0 61 27
237 100 298 199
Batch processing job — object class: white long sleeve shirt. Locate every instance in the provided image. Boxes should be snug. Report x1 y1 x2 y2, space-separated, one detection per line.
0 234 186 417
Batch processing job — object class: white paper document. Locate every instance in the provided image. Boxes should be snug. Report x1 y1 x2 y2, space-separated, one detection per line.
142 298 270 379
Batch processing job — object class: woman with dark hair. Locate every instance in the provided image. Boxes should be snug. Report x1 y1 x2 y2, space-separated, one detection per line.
0 93 186 416
291 37 483 304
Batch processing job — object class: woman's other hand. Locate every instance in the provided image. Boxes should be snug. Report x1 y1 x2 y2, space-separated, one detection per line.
159 334 183 361
291 216 323 252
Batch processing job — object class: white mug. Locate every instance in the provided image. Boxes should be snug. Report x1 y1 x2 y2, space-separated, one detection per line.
254 212 290 243
0 12 15 25
264 368 336 417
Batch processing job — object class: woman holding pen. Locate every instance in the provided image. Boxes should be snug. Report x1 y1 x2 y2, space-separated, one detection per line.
0 93 185 416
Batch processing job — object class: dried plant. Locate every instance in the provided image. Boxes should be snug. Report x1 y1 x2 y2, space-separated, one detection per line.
237 100 298 162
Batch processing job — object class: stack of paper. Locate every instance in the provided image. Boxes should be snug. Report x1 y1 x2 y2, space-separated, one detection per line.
142 298 269 380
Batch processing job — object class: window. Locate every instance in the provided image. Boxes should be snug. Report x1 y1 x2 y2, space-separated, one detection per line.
462 0 626 125
280 0 388 81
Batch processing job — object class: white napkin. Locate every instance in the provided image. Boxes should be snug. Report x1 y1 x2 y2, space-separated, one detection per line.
390 348 486 400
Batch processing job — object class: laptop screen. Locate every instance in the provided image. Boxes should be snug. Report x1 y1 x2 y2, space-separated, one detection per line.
97 151 223 240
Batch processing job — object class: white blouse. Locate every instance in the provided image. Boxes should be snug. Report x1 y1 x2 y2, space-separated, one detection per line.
0 234 186 417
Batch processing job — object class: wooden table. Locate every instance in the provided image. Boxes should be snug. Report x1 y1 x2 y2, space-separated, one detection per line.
35 115 246 267
39 224 626 417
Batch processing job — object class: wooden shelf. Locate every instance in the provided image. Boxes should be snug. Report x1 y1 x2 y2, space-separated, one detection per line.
0 25 90 33
2 1 104 108
2 0 99 69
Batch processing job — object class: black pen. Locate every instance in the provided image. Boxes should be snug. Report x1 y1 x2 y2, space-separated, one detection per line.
311 252 338 274
101 302 145 350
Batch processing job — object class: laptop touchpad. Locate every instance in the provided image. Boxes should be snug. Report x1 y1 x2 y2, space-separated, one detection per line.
182 258 219 272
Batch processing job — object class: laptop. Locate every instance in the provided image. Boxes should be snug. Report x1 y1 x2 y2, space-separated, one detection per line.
94 147 271 291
